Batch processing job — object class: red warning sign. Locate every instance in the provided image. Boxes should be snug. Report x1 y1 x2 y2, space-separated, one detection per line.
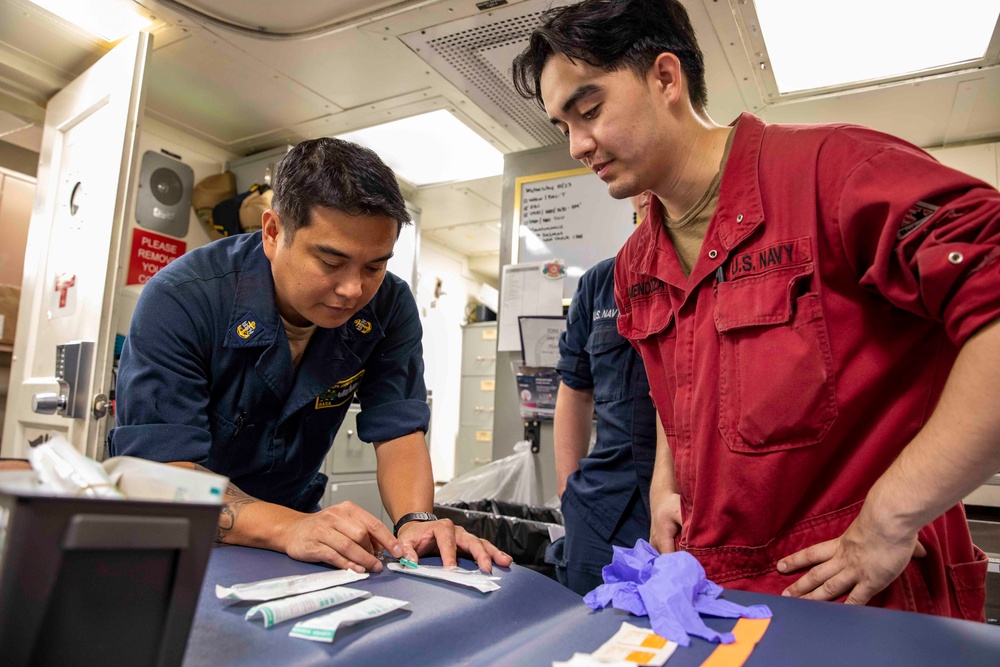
127 228 186 285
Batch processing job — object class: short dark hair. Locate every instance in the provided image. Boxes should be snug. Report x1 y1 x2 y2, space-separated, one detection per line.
270 137 410 240
512 0 707 113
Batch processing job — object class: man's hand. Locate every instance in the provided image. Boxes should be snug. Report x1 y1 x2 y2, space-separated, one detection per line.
396 518 513 573
649 491 683 554
282 501 403 574
777 506 926 604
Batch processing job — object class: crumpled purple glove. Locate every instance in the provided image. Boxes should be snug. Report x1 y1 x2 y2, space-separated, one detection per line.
583 539 771 647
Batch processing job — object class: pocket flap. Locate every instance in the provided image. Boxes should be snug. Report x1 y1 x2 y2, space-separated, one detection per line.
715 264 813 332
618 303 674 340
586 324 629 354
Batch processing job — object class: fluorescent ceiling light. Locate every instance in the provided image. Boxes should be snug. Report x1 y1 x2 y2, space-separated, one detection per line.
27 0 151 42
336 110 503 186
754 0 1000 93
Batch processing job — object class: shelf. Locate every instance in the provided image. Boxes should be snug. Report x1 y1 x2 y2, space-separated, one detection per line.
0 343 12 354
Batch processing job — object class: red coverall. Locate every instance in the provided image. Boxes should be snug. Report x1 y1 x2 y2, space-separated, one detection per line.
615 112 1000 619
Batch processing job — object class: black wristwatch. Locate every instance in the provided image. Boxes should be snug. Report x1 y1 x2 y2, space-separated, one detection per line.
393 511 437 537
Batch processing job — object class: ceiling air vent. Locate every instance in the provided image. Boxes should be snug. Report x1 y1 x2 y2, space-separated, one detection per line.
400 0 573 150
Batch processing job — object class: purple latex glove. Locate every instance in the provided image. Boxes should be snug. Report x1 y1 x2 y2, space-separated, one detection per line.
583 540 772 647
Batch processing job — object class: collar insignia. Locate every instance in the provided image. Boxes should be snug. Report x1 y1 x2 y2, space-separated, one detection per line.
236 320 256 339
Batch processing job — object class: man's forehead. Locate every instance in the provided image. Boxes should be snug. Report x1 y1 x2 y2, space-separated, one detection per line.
540 55 604 112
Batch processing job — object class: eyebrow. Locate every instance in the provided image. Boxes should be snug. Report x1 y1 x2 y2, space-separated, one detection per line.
314 244 394 263
549 84 603 124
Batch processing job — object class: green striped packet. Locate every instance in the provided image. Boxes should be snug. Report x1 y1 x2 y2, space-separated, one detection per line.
245 586 371 628
289 596 410 643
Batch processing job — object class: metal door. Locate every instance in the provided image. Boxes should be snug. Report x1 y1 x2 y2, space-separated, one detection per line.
1 33 151 460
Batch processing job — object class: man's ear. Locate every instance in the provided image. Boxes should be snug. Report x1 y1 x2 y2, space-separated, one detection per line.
649 52 685 107
261 209 281 259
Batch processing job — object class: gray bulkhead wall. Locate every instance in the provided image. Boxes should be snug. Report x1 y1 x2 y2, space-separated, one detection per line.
495 143 582 504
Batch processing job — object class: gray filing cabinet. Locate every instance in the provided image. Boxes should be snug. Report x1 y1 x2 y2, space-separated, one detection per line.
454 322 497 477
318 404 392 530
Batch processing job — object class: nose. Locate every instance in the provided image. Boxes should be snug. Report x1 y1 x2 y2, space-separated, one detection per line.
334 270 364 300
569 128 595 162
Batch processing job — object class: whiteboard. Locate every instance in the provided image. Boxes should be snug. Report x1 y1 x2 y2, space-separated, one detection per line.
514 167 638 298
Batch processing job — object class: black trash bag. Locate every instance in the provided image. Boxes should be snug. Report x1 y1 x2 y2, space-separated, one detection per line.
434 501 563 579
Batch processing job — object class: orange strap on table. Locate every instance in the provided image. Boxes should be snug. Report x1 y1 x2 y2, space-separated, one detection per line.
698 617 771 667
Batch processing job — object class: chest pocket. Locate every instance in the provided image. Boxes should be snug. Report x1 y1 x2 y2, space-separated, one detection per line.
207 407 269 481
618 298 676 436
585 323 635 403
715 263 838 452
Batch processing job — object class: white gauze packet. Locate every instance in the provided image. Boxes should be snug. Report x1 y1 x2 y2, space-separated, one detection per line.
289 595 410 643
591 622 677 667
216 569 368 602
385 562 501 593
245 586 371 628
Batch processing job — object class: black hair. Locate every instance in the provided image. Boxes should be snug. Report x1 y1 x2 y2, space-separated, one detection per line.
270 137 410 240
512 0 707 113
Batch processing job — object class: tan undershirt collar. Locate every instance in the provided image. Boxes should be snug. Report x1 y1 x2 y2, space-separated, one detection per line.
282 316 317 370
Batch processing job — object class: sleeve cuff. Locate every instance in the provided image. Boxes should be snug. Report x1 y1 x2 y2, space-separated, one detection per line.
107 424 211 463
558 369 594 391
356 399 431 443
944 260 1000 347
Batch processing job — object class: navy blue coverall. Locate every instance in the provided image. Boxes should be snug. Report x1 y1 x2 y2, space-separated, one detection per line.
109 232 430 512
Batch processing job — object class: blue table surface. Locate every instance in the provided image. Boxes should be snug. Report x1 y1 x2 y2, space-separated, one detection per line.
183 546 1000 666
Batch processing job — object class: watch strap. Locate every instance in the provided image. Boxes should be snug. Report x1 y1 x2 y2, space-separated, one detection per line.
393 511 437 537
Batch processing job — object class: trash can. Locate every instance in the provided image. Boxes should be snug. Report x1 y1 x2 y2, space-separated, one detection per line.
0 474 221 667
434 499 563 579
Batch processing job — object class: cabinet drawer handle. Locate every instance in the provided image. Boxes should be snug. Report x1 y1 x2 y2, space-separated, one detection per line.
473 406 495 413
475 355 495 362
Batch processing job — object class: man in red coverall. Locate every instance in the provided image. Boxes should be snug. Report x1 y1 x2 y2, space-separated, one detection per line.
512 0 1000 619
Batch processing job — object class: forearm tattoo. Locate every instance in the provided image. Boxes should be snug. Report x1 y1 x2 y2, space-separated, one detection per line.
194 463 258 543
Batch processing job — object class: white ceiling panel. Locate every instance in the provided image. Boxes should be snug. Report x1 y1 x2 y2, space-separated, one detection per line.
759 67 1000 148
0 109 31 135
424 220 501 257
144 30 338 146
0 1 102 102
0 0 108 70
219 28 435 112
963 74 1000 143
166 0 406 33
413 175 502 232
0 123 42 152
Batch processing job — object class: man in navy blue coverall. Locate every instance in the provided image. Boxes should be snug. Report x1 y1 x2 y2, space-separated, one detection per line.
553 194 655 594
110 138 511 574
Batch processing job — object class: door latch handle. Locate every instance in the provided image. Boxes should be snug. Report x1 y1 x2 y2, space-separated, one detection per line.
32 392 67 415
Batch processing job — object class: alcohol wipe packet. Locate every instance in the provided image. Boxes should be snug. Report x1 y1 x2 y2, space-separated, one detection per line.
591 622 677 666
216 569 368 602
385 561 501 593
245 586 371 628
289 596 410 643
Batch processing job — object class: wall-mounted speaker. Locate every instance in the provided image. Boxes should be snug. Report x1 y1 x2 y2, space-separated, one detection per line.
136 150 193 238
